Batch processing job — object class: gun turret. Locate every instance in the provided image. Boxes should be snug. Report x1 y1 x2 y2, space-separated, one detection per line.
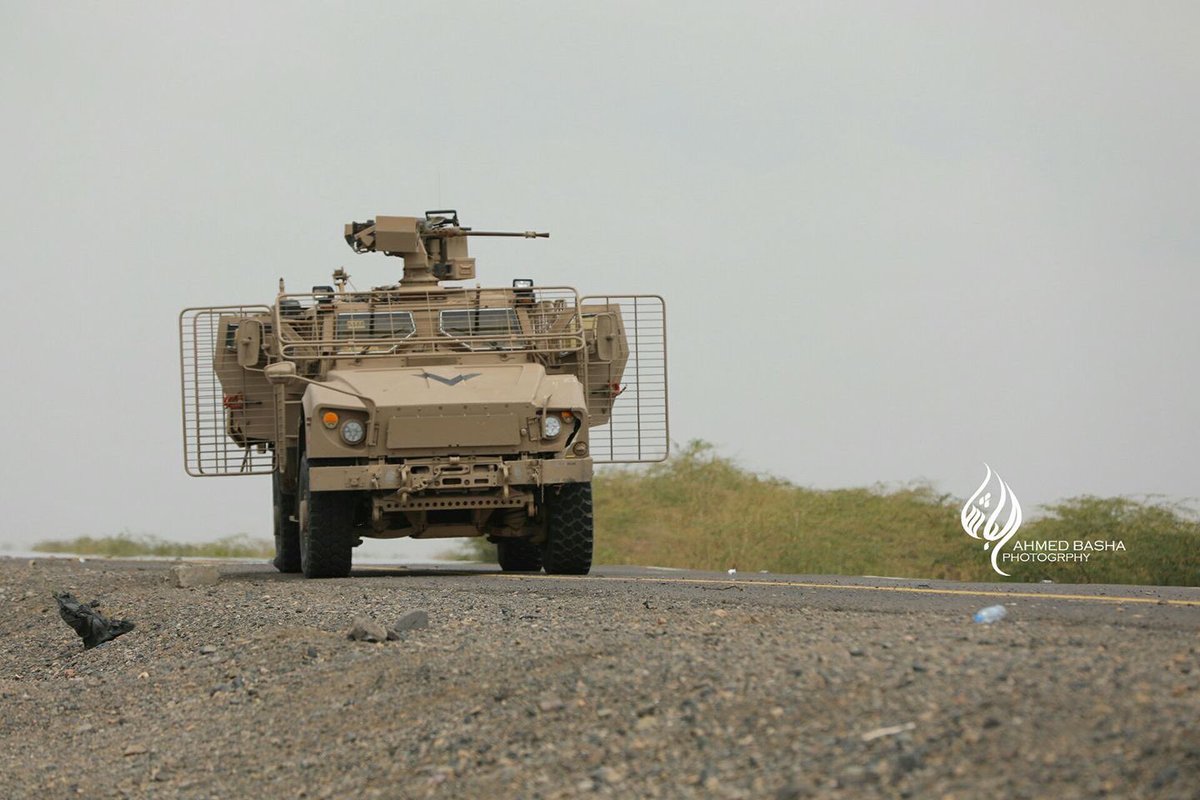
344 210 548 287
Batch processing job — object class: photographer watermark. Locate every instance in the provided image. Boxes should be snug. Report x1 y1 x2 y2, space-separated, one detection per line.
960 464 1024 576
961 464 1125 576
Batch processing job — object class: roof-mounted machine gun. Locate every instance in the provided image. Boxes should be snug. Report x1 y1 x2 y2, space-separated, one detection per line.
344 210 549 287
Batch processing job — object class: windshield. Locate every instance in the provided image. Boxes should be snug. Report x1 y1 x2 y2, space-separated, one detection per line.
439 308 524 350
333 311 415 352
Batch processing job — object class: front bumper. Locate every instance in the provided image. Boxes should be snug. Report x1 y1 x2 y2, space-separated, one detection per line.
307 456 592 494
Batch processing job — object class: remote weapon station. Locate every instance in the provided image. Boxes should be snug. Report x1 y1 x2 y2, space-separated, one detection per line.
180 212 667 577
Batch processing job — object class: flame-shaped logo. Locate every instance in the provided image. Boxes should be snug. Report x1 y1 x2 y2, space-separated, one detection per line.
961 464 1024 576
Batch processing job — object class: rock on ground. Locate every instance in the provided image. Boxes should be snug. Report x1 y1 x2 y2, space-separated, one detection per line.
347 616 388 643
170 564 221 588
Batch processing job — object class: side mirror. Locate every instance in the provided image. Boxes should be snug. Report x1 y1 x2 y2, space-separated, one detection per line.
263 361 298 385
593 313 617 362
235 321 263 368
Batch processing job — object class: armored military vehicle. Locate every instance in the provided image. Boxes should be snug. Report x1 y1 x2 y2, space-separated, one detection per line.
180 212 667 578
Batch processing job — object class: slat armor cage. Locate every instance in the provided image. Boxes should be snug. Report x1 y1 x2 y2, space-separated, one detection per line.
179 306 276 476
582 295 669 463
179 290 668 474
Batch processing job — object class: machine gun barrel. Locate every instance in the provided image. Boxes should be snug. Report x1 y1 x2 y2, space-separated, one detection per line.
429 229 549 239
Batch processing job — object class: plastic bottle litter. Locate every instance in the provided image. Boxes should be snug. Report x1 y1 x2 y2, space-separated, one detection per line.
972 604 1007 624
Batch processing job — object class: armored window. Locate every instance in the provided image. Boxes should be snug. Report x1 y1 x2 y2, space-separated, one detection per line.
334 311 416 342
333 311 417 352
439 308 524 350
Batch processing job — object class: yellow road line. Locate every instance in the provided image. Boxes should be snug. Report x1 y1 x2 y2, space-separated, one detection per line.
495 573 1200 608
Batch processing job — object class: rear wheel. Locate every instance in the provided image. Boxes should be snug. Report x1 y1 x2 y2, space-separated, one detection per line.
541 482 593 575
272 471 301 573
497 538 542 572
298 455 355 579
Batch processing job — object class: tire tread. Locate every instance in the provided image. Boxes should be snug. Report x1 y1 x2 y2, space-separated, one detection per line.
541 483 593 575
300 456 355 579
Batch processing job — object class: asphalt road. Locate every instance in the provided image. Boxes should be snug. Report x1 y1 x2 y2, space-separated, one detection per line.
1 557 1197 799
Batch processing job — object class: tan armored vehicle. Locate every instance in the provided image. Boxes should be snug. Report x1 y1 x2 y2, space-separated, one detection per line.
180 212 667 578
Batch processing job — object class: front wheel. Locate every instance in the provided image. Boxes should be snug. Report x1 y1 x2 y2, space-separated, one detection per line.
541 482 593 575
298 455 355 579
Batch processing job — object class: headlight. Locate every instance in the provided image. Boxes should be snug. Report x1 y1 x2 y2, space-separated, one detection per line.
542 415 562 438
340 419 366 445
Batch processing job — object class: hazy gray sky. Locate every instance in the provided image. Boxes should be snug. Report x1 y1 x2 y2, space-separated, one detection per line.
1 2 1196 554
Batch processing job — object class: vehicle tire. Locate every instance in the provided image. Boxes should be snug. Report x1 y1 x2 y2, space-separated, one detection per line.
541 482 593 576
497 538 542 572
298 455 355 579
272 470 301 573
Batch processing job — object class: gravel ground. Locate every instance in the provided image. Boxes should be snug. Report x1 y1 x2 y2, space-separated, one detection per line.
1 557 1197 800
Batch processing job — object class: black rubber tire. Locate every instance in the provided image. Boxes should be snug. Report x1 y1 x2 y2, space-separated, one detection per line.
298 455 355 579
497 538 542 572
541 482 593 575
272 470 301 573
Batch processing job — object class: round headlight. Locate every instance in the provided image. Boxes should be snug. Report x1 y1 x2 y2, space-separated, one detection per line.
542 415 562 438
340 419 366 445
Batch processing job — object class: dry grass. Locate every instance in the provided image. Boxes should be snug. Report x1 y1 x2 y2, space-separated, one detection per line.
593 441 990 579
1004 496 1200 585
33 532 274 559
593 441 1200 585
